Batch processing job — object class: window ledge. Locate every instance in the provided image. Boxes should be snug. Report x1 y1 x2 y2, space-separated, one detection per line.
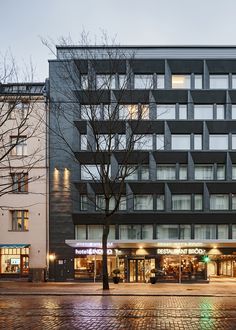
8 230 29 232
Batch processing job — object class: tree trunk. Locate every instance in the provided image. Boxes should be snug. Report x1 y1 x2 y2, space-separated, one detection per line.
102 223 110 290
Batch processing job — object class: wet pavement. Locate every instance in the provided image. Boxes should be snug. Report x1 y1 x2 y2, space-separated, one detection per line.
1 295 236 329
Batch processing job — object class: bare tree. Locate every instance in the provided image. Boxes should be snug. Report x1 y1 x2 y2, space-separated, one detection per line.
46 34 165 289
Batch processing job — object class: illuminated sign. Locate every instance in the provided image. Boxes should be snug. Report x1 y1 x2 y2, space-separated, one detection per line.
74 242 113 248
10 258 20 265
75 248 113 255
157 248 206 255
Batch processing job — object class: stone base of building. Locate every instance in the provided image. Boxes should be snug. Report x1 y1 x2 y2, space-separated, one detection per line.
29 268 47 282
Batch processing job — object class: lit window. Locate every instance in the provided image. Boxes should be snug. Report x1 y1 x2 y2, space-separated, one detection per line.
134 195 153 210
209 75 228 89
171 135 190 150
172 195 191 210
209 135 228 150
11 173 28 192
210 194 229 210
134 75 153 89
172 75 191 89
156 104 175 120
12 210 29 231
194 105 213 120
119 105 138 119
10 136 27 156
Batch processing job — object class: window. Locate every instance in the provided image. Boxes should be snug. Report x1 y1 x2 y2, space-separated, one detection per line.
194 105 213 120
103 104 116 120
156 75 165 89
179 105 187 119
156 195 165 210
75 225 86 239
232 195 236 210
96 195 126 211
120 165 138 181
194 225 216 239
134 75 153 89
179 165 187 180
80 135 88 150
195 75 202 89
232 224 236 239
218 224 228 239
97 134 115 150
80 195 88 211
172 75 191 89
157 165 175 180
117 135 126 150
172 195 191 210
209 135 228 150
140 166 149 180
120 225 141 240
232 75 236 89
156 134 165 150
81 75 88 89
119 104 138 119
119 75 127 89
216 105 224 120
142 225 153 239
88 225 115 240
134 195 153 210
9 102 28 120
232 165 236 180
96 75 116 89
180 225 191 239
232 105 236 119
232 135 236 150
210 75 228 89
194 135 202 150
210 194 229 210
140 105 149 119
157 225 179 239
134 135 153 150
11 173 28 193
12 210 28 231
194 195 203 210
156 104 175 120
10 136 27 156
216 165 225 180
195 165 213 180
81 105 100 120
81 165 100 180
171 135 190 150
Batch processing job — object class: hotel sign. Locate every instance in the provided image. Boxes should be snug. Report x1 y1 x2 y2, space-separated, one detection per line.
157 248 206 255
75 248 113 255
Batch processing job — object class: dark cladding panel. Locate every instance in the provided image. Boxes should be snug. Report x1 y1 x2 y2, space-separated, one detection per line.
191 90 226 104
207 182 236 193
130 59 165 73
153 151 188 163
75 90 111 104
207 121 236 134
191 151 227 163
168 121 203 133
207 59 236 73
167 182 203 193
152 90 188 103
128 182 165 194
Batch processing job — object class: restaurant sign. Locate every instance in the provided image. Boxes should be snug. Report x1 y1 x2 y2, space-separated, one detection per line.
157 248 206 255
75 248 113 255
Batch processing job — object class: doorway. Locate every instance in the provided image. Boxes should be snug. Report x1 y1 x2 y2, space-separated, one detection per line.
129 259 145 282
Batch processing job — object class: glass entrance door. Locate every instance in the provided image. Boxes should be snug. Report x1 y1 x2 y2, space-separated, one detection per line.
129 259 145 282
21 255 29 276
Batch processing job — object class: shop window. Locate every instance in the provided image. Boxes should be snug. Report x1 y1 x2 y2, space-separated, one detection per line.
172 75 191 89
194 105 213 120
179 105 187 119
119 224 141 239
10 136 27 156
195 165 214 180
209 135 228 150
134 74 153 89
194 224 216 239
210 194 229 210
209 75 229 89
156 104 175 120
11 210 29 231
218 224 228 239
142 225 153 239
156 195 165 210
157 224 179 239
172 194 191 210
157 165 175 180
10 172 28 193
180 225 191 239
134 195 153 210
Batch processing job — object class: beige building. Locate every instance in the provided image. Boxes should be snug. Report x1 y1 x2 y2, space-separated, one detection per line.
0 83 48 281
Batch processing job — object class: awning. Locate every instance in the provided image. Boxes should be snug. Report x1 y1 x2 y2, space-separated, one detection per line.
0 244 30 249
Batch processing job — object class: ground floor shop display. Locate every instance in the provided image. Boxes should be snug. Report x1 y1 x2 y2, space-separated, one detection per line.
0 245 30 278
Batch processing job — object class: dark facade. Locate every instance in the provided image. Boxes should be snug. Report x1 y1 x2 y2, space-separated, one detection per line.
49 46 236 282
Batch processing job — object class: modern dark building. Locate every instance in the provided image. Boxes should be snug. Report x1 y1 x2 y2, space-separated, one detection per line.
49 46 236 282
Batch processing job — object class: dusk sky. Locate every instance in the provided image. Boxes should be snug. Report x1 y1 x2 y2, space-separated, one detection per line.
2 0 236 81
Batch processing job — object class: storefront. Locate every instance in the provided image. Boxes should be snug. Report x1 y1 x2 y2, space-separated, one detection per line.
0 244 30 278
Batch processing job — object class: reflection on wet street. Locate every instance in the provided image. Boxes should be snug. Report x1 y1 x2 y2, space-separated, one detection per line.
0 295 236 329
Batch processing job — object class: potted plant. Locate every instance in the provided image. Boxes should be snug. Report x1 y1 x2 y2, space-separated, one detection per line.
112 268 121 284
150 268 158 284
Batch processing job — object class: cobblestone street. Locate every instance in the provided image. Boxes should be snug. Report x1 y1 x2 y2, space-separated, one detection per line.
1 295 236 329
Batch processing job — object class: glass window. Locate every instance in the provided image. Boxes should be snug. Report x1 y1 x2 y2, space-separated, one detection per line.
194 135 202 150
119 104 138 119
134 74 153 89
140 166 149 180
209 135 228 150
232 224 236 239
97 134 115 150
232 75 236 89
172 195 191 210
210 194 229 210
156 134 165 150
119 75 127 89
210 75 228 89
103 104 116 120
120 165 138 181
81 75 88 89
81 165 100 180
172 75 191 89
81 105 100 120
194 105 213 120
117 135 126 150
180 225 191 239
10 136 27 156
134 195 153 210
140 105 150 120
216 165 225 180
194 225 216 239
195 165 213 180
96 75 116 89
80 135 87 151
179 105 187 119
142 225 153 239
157 165 175 180
156 75 165 89
80 195 88 211
179 165 187 180
156 195 165 210
232 105 236 119
232 195 236 210
156 104 175 120
12 210 29 231
119 196 127 211
194 195 203 210
171 135 190 150
96 195 126 211
232 165 236 180
216 105 225 120
232 135 236 150
157 225 179 239
120 225 141 239
75 225 86 239
218 225 228 239
195 75 202 89
88 225 115 240
10 173 28 193
134 135 153 150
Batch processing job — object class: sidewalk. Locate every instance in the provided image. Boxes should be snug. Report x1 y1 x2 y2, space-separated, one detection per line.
1 280 236 296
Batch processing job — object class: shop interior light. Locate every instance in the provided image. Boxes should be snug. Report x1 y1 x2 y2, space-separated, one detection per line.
202 255 210 263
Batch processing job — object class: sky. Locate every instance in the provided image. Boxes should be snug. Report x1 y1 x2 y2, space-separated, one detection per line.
1 0 236 81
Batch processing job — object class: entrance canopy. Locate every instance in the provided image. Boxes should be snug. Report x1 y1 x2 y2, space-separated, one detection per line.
0 244 30 249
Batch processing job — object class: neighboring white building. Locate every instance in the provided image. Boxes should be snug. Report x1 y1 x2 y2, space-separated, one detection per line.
0 83 48 281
